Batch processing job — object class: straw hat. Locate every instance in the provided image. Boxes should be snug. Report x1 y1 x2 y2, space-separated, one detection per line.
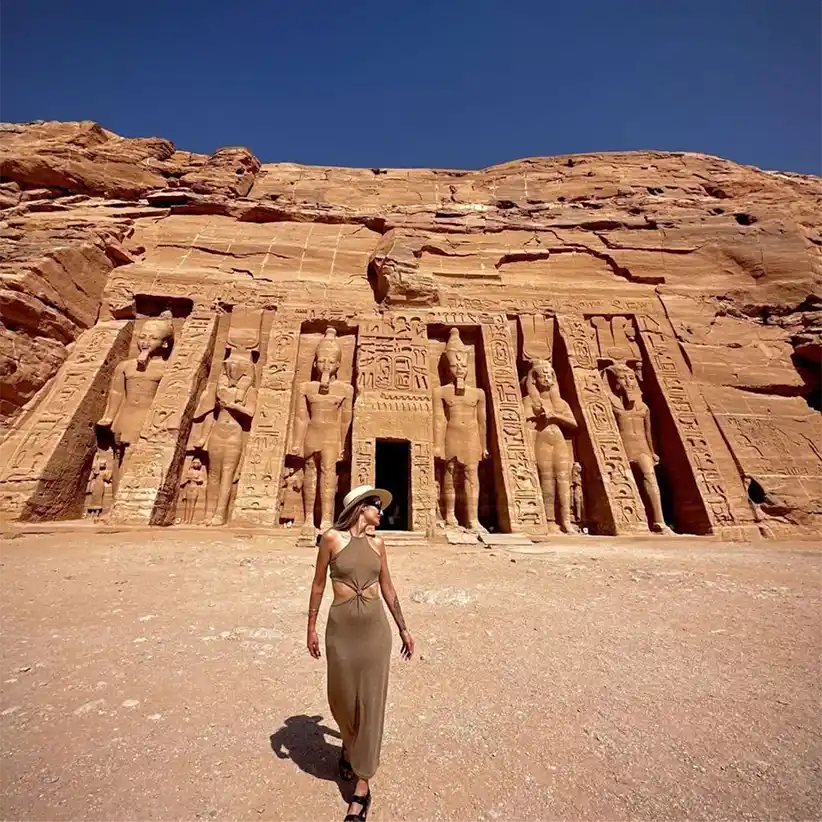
337 484 393 521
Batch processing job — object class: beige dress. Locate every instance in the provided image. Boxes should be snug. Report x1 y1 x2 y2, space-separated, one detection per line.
326 534 392 780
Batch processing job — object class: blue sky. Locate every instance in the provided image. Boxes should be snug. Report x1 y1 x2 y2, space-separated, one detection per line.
2 1 820 173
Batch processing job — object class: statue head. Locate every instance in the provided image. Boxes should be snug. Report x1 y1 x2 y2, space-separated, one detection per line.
314 328 342 389
136 310 174 366
529 358 556 392
445 328 470 390
94 453 108 471
223 352 254 387
606 362 640 398
191 457 202 470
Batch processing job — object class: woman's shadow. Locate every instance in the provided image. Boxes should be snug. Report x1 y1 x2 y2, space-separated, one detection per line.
269 714 350 800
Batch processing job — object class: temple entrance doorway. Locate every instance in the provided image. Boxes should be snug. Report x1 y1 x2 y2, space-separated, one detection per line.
375 439 411 531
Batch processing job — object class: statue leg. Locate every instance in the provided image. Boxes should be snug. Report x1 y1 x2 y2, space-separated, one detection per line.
443 460 458 527
204 450 224 524
636 455 671 534
464 462 486 533
554 445 575 534
319 449 338 531
301 454 319 534
538 449 559 533
211 450 241 526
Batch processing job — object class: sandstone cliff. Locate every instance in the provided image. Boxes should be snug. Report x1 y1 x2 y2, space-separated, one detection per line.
1 120 820 528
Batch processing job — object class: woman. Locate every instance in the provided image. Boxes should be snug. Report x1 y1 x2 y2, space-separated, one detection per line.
307 484 415 822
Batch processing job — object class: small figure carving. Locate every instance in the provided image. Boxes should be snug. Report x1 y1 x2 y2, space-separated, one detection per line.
605 362 672 534
279 465 304 526
433 328 489 532
522 359 578 533
84 453 112 519
571 462 586 531
289 329 354 535
196 352 257 526
180 456 205 524
98 311 174 465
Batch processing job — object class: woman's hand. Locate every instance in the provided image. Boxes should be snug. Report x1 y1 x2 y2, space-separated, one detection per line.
307 629 321 659
400 630 415 660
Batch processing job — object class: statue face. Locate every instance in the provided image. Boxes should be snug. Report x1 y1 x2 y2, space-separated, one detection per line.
614 367 639 394
192 458 201 469
224 357 250 385
533 361 555 390
447 352 469 382
137 326 168 354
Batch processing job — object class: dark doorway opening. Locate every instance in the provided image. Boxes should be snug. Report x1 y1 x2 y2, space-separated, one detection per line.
375 439 410 531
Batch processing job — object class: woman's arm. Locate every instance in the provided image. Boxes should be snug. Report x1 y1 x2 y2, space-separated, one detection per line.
377 536 414 659
306 531 333 658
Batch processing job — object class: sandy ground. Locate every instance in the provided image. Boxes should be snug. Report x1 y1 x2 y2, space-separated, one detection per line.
0 527 820 822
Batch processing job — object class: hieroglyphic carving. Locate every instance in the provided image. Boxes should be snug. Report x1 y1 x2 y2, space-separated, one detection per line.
108 312 218 525
480 318 546 531
353 313 436 531
556 314 648 534
232 311 302 525
0 321 132 521
637 316 741 531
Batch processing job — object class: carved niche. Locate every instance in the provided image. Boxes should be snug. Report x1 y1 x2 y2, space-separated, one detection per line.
285 324 356 536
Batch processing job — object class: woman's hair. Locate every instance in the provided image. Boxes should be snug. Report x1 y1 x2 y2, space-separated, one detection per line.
331 500 368 533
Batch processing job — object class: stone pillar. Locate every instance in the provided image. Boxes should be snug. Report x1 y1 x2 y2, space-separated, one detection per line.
556 314 649 535
0 321 132 521
636 315 751 535
232 311 302 525
109 312 218 525
480 317 546 532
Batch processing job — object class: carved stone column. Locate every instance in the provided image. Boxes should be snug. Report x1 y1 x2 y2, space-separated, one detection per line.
0 321 132 521
556 314 649 535
636 315 752 535
108 312 218 525
232 311 303 526
480 317 546 532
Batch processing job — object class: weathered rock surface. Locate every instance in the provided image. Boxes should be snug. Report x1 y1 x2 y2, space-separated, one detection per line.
1 120 820 530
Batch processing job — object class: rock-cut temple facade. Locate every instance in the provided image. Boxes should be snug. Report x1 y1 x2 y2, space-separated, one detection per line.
1 121 820 542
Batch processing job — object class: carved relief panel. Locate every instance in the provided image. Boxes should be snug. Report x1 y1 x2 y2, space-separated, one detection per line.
0 321 132 522
355 314 435 534
232 311 303 526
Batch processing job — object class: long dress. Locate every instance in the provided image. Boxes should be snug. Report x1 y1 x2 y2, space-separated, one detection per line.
326 534 392 780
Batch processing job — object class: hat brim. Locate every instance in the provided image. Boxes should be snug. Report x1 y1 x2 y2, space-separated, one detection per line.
337 487 393 522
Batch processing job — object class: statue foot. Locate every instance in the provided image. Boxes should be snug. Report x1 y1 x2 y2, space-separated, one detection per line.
468 520 488 534
545 521 561 534
301 519 317 537
651 522 673 535
445 516 459 528
209 513 227 527
560 521 579 534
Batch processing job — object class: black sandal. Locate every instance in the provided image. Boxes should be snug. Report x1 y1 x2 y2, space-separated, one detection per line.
344 790 371 821
338 751 354 782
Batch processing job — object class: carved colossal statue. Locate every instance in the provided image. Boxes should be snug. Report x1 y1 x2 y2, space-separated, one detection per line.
433 328 489 531
522 359 578 533
84 453 112 519
195 352 257 525
98 311 174 464
605 362 671 534
289 328 354 535
180 456 205 524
